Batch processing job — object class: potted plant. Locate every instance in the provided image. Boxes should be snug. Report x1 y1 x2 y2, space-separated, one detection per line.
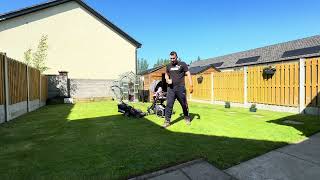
197 75 203 84
263 66 276 76
250 104 257 112
225 101 230 108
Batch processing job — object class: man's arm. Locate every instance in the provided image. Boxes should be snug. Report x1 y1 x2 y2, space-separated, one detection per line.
186 71 193 93
165 72 170 82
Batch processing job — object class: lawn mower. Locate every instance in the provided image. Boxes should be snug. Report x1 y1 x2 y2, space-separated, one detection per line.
111 85 146 118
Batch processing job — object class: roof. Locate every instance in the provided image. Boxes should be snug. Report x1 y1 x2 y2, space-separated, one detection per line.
139 65 166 75
0 0 141 48
189 64 220 75
191 35 320 69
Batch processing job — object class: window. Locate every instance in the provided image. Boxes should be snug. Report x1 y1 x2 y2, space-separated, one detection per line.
281 45 320 58
212 62 224 68
236 56 260 64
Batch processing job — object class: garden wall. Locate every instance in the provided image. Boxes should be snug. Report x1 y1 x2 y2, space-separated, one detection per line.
0 53 47 124
47 74 114 101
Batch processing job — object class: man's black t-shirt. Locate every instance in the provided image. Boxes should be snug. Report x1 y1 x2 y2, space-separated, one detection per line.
166 61 189 87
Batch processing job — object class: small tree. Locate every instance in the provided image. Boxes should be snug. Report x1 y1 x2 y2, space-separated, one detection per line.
24 35 49 73
23 49 32 66
33 35 49 73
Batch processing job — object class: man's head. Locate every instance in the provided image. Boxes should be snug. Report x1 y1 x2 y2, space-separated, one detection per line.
170 51 178 65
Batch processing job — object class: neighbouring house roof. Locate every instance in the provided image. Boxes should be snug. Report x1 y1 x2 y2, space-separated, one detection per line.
191 35 320 69
139 65 166 75
189 64 220 75
0 0 142 48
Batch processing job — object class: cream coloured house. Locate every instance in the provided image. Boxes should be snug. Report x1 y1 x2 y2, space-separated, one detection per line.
0 0 141 79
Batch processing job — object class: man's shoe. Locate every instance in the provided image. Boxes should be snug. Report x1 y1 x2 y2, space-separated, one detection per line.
185 117 191 125
162 122 171 128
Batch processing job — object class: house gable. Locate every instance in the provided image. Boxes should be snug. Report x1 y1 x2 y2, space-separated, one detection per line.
0 1 138 79
0 0 141 48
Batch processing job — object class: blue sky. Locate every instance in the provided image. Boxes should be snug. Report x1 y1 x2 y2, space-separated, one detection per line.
0 0 319 66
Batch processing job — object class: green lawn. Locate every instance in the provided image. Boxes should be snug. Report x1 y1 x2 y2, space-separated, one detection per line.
0 101 320 179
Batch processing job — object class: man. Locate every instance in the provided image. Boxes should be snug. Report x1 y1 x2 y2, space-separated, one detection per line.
163 51 193 128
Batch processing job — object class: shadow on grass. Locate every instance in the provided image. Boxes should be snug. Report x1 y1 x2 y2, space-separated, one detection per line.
0 103 319 180
267 94 320 137
170 113 201 125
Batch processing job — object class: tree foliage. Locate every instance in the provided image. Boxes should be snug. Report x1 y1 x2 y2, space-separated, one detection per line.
23 49 32 66
153 58 170 67
137 58 149 73
23 35 49 73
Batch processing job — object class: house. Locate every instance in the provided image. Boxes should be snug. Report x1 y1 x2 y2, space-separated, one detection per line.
0 0 141 100
191 35 320 71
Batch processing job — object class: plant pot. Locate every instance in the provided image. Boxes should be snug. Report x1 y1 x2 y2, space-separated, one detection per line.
197 76 203 84
250 108 257 112
225 102 230 108
263 68 276 75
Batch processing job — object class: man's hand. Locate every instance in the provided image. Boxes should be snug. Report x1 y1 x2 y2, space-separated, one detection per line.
185 71 193 94
189 85 194 94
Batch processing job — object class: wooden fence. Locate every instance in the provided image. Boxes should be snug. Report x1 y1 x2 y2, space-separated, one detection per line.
213 71 244 103
29 67 40 101
187 74 212 100
247 62 299 107
0 55 4 105
188 57 320 111
0 53 48 123
305 57 320 107
8 58 28 105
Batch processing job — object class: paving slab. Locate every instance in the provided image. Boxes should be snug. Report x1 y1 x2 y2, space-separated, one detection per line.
149 170 189 180
130 159 233 180
277 133 320 165
181 161 233 180
226 149 320 180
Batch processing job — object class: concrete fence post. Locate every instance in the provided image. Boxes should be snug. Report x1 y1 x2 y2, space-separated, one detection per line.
244 66 248 106
3 53 9 122
211 72 214 103
299 58 306 113
26 66 30 112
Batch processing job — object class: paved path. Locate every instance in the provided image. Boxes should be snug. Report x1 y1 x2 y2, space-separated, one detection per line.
129 159 234 180
226 132 320 180
130 132 320 180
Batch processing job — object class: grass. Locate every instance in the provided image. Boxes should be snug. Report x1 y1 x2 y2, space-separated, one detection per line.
0 101 320 179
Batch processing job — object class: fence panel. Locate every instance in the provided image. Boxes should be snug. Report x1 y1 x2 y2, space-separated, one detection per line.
8 59 28 105
213 71 244 103
189 74 212 101
29 67 40 101
305 57 320 107
41 75 48 102
247 62 299 107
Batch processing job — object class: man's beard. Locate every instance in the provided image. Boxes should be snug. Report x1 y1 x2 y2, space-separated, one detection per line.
171 60 178 65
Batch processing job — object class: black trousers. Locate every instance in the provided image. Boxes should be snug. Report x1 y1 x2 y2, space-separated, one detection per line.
165 85 189 122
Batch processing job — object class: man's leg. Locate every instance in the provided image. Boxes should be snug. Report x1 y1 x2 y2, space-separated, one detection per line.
164 88 175 126
176 86 190 125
